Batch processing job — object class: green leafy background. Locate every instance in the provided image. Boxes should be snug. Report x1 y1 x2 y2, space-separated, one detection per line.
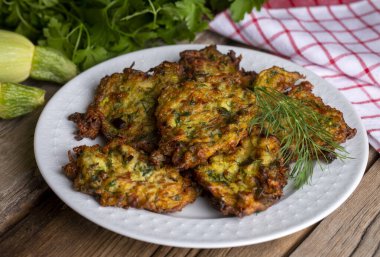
0 0 266 70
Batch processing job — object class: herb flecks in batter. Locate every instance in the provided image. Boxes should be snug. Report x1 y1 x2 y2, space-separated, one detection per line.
63 140 197 213
250 72 355 188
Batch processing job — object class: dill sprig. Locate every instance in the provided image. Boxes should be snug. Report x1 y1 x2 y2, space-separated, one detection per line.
250 86 349 188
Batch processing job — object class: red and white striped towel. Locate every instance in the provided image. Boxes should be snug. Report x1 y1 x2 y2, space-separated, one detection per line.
210 0 380 152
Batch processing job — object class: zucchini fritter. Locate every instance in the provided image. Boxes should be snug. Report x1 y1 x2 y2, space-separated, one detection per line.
64 46 357 216
253 66 356 160
179 45 256 88
253 66 304 92
195 132 288 217
63 140 197 213
287 81 356 158
153 79 257 170
69 62 183 153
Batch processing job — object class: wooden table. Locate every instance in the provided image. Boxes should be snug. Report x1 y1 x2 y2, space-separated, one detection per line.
1 31 379 257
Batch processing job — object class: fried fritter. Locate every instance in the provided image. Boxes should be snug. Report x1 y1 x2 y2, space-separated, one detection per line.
287 81 356 156
69 62 183 153
179 45 256 88
63 139 197 213
253 66 304 92
194 132 288 217
150 61 184 89
64 46 357 216
253 66 356 160
153 78 257 170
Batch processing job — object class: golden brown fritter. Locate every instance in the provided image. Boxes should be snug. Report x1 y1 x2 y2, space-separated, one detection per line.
69 62 183 153
194 132 288 217
287 81 356 157
179 45 256 88
152 78 257 170
252 66 304 92
252 66 356 160
64 46 357 216
150 61 184 90
180 45 240 77
63 139 197 213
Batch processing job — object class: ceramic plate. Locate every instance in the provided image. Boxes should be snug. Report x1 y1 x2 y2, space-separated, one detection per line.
34 44 368 248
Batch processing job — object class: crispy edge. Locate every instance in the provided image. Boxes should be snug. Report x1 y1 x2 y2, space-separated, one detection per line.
152 79 255 169
68 68 158 152
63 140 198 213
67 70 131 141
253 66 304 92
194 134 288 217
285 81 357 162
179 45 256 87
288 81 357 143
63 144 101 180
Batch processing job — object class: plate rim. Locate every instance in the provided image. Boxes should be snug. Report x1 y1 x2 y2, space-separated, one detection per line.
34 44 369 248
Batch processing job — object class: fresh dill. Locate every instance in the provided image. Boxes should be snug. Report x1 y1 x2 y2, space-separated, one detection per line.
250 86 349 188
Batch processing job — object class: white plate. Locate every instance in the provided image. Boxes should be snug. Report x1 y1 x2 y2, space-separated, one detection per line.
34 44 368 248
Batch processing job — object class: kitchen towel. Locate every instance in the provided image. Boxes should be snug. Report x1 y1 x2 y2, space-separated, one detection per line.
210 0 380 151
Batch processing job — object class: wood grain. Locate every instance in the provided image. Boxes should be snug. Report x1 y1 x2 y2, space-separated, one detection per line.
289 158 380 257
0 192 162 257
0 189 314 257
0 84 58 234
0 147 374 257
194 30 230 45
191 226 316 257
367 146 379 170
0 30 378 257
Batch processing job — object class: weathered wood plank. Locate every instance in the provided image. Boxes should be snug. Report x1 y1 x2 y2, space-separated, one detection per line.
193 30 230 45
367 146 379 170
0 84 58 234
150 246 199 257
350 211 380 257
0 112 375 256
289 158 380 257
189 226 315 257
0 28 378 257
0 148 376 257
0 192 161 257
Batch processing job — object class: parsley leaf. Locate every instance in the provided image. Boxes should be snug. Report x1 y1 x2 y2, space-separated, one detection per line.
230 0 267 21
0 0 266 70
174 0 212 32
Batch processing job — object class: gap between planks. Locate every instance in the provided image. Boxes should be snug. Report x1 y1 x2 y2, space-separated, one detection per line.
0 147 376 257
0 84 58 234
0 30 378 256
288 158 380 257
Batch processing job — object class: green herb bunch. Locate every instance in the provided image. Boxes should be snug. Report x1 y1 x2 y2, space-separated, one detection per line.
0 0 266 71
251 86 349 188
